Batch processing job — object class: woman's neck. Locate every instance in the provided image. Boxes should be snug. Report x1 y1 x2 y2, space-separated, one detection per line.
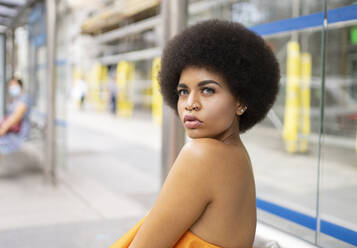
218 117 242 146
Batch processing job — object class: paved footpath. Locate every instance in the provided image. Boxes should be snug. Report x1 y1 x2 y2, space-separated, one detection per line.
0 108 161 248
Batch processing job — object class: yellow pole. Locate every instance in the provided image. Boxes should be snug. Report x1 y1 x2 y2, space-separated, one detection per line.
152 57 163 125
86 64 97 109
116 61 134 117
73 67 82 82
91 63 104 111
283 41 301 153
100 65 109 112
299 53 311 153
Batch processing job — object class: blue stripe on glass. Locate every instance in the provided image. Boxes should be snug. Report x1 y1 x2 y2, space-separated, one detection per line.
249 4 357 36
328 4 357 24
250 12 324 36
257 197 357 246
321 220 357 246
256 198 316 230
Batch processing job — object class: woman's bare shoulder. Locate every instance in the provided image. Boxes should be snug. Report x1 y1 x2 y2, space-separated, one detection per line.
175 139 221 174
178 138 250 178
186 138 252 181
178 138 225 168
182 138 226 155
183 138 247 163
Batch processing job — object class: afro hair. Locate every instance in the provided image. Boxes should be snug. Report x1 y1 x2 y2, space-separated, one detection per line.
159 19 280 133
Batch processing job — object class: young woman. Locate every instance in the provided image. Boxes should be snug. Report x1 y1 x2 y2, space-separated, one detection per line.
0 77 31 154
111 19 280 248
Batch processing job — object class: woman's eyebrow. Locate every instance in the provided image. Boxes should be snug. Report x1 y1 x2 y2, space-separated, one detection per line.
177 83 188 88
198 80 222 87
177 80 222 88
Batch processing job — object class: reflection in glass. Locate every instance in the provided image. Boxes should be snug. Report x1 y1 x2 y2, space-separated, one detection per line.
318 20 357 248
188 0 323 26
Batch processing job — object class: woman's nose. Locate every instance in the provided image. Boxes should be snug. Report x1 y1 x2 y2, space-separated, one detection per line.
185 92 201 111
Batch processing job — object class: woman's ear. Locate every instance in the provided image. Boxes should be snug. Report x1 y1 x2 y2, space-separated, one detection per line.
236 102 247 116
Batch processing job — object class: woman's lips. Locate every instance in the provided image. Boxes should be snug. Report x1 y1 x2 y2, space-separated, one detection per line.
184 115 202 129
184 120 202 129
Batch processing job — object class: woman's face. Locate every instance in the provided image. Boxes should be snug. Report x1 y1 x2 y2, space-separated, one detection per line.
177 66 243 140
8 79 19 88
8 79 22 97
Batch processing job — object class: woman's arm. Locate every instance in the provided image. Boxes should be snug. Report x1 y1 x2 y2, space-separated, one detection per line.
129 140 218 248
0 102 27 136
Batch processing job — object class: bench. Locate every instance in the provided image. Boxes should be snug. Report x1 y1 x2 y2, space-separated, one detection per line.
0 118 45 168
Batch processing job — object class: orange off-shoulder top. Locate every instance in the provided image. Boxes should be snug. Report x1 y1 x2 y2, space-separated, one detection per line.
110 216 222 248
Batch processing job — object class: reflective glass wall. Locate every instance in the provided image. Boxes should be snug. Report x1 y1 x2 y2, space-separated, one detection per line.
25 1 68 171
187 1 356 247
319 1 357 247
27 2 47 164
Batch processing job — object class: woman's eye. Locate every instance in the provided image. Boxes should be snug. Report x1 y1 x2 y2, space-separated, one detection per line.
177 89 188 96
202 88 215 94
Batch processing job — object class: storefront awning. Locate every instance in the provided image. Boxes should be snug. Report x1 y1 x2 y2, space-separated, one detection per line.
81 0 161 35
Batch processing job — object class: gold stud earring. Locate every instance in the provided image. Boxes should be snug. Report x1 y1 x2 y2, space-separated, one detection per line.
239 106 247 115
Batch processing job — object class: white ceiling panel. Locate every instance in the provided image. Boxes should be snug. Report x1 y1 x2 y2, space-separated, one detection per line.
0 16 10 25
0 0 27 6
0 5 18 16
0 0 32 32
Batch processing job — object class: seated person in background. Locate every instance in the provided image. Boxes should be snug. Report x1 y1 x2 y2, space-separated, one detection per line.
0 77 32 155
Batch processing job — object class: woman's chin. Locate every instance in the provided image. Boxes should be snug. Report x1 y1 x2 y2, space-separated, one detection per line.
185 129 212 139
185 129 201 139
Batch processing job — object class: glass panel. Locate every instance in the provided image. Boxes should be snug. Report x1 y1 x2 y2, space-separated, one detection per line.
327 0 354 9
0 34 4 120
55 15 72 169
27 3 47 165
31 45 47 161
317 2 357 247
188 0 323 27
246 28 323 244
55 63 68 169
